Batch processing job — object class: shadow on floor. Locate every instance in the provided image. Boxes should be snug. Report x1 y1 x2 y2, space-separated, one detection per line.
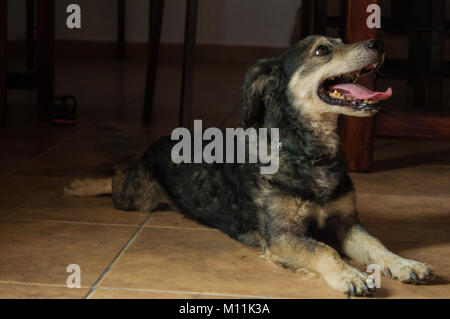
373 148 450 173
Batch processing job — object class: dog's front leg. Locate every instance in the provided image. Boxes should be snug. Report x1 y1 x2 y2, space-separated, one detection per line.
269 234 372 296
342 224 435 284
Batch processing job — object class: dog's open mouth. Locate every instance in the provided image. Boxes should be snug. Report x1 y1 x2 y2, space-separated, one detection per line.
318 61 392 110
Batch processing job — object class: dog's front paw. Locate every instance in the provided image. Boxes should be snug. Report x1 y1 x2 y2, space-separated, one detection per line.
324 267 374 296
385 257 435 284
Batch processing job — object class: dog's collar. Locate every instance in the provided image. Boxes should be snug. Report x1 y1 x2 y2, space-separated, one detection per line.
278 142 328 166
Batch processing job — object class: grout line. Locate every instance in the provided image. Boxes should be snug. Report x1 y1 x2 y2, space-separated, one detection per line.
5 133 80 179
0 216 220 231
3 118 100 179
0 280 85 289
96 286 281 299
0 216 143 228
143 224 219 231
84 213 153 299
0 280 333 300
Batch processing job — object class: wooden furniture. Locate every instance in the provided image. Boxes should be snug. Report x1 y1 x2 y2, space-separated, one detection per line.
117 0 199 128
0 0 55 127
301 0 450 171
118 0 125 59
344 0 450 172
36 0 55 118
341 0 379 172
0 0 6 126
143 0 198 128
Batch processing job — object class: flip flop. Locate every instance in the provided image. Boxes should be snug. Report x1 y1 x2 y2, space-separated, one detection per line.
45 95 78 125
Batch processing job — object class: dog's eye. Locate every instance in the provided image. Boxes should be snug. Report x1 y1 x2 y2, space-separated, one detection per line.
314 45 332 56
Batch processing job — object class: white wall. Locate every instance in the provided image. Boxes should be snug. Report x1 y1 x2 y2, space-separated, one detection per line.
8 0 302 47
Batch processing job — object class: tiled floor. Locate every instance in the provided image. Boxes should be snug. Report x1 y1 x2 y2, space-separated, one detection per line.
1 56 449 299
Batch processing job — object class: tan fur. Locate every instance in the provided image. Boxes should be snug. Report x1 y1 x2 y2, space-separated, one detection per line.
287 37 380 146
267 195 317 232
322 191 356 217
268 234 371 295
342 225 435 283
111 163 172 212
238 231 268 250
64 178 112 196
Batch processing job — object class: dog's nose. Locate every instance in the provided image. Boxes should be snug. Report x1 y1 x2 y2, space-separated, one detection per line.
365 39 383 52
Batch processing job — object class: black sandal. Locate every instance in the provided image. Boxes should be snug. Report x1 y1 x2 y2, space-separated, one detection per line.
45 95 78 125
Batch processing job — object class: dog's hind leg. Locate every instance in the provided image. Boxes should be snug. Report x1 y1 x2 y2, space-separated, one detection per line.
64 177 112 196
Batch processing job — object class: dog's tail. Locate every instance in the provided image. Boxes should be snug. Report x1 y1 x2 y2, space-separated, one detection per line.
64 177 112 197
64 122 145 197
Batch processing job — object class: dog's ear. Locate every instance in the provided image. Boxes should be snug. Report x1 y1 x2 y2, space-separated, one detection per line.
242 58 285 128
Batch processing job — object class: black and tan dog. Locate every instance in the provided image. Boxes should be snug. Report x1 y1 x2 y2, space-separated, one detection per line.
65 36 434 296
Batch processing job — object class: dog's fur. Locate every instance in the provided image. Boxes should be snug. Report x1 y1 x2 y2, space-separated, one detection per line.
65 36 434 296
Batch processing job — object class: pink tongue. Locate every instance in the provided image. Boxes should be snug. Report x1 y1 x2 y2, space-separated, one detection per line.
330 83 392 101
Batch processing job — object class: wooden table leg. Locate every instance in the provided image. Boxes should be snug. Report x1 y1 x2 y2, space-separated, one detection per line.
430 0 445 111
118 0 125 59
0 0 7 127
341 0 379 172
26 0 35 70
179 0 198 129
313 0 327 35
36 0 55 116
299 0 313 40
143 0 165 124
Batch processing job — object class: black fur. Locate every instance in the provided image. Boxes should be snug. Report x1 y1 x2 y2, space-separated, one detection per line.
112 35 354 247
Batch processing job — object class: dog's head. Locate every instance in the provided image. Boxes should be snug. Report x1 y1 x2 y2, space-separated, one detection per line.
242 35 392 128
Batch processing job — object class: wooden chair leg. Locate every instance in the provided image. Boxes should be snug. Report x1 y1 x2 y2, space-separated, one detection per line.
142 0 165 124
0 0 7 127
430 0 445 111
118 0 125 59
36 0 55 115
313 0 327 35
26 0 35 70
341 0 379 172
408 0 430 110
299 0 327 40
300 0 313 40
179 0 198 129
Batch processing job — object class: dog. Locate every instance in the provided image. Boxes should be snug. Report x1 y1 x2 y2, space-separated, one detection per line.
65 35 434 296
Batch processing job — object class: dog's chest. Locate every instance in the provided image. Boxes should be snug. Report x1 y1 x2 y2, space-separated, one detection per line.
310 165 341 197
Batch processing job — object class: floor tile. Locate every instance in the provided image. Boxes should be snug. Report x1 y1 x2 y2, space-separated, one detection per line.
90 288 240 299
145 210 214 230
2 55 450 299
0 176 148 225
0 219 138 287
99 227 345 299
0 282 89 299
351 164 450 198
354 193 450 298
